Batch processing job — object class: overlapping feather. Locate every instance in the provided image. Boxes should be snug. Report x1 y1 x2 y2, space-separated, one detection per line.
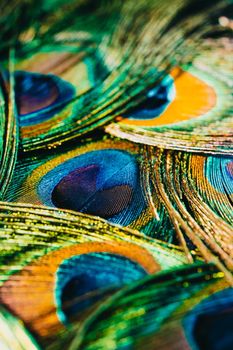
0 0 232 349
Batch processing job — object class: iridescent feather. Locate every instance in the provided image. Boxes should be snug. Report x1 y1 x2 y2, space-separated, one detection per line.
0 0 232 349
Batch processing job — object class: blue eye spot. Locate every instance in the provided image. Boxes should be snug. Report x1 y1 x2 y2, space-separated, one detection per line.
14 71 75 126
55 253 147 323
37 149 146 225
126 74 175 120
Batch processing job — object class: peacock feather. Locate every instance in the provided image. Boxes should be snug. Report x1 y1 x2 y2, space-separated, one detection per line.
0 0 232 349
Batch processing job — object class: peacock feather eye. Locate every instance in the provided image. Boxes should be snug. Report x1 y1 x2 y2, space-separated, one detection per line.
119 67 217 128
15 70 76 126
12 47 108 147
0 238 160 337
125 74 176 121
55 252 148 324
38 149 145 224
16 138 148 227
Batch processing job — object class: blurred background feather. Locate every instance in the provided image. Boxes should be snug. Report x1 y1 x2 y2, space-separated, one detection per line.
0 0 232 349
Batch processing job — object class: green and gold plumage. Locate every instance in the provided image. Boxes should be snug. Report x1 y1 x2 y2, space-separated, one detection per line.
0 0 232 349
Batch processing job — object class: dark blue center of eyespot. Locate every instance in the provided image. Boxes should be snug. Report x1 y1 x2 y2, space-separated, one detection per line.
38 149 146 225
183 288 233 350
14 71 75 126
193 308 233 350
55 253 147 323
52 164 133 218
125 75 175 120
